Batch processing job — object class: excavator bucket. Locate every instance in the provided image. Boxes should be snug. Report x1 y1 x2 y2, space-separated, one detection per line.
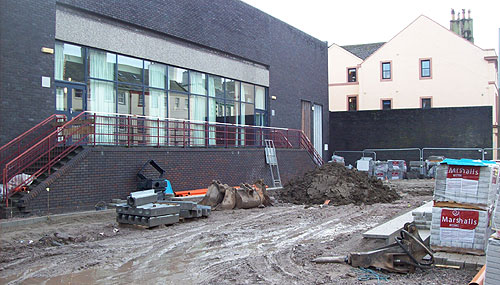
235 184 262 209
254 179 273 206
216 185 237 210
199 180 225 207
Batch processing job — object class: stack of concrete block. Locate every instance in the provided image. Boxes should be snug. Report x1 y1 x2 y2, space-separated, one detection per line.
373 161 388 180
387 160 405 180
412 204 432 230
431 159 499 255
434 162 499 208
485 237 500 285
431 206 490 254
116 203 180 227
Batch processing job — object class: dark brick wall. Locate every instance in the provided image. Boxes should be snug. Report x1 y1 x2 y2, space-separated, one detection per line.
26 147 315 215
0 0 56 146
329 106 493 164
56 0 329 159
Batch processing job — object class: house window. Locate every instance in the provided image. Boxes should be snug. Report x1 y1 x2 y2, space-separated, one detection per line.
421 98 432 109
347 96 357 111
382 99 392 110
381 62 391 80
420 59 431 78
347 68 357 82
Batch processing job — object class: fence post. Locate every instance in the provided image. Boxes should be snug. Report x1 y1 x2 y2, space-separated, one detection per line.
93 113 97 147
157 118 160 148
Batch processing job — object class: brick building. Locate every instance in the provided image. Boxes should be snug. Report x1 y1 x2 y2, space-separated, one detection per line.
0 0 328 216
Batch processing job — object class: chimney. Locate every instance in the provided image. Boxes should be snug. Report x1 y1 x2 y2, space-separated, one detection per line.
449 8 474 43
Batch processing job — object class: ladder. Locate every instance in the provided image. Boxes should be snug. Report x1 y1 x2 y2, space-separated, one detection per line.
265 140 282 188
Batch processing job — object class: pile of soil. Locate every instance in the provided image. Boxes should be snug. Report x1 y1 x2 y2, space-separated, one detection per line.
280 162 401 205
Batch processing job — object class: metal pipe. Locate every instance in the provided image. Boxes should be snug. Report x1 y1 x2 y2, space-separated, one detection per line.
469 264 485 285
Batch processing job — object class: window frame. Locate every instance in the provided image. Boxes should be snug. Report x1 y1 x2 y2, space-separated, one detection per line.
346 95 358 111
419 58 432 80
347 67 357 83
420 97 432 109
380 61 392 81
380 98 392 110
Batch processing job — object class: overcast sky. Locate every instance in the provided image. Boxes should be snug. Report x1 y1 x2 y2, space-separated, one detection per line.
241 0 500 54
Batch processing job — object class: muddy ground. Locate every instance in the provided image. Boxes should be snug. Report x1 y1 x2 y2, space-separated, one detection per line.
0 180 477 284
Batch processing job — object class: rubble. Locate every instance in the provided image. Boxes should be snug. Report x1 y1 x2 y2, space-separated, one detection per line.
280 162 400 205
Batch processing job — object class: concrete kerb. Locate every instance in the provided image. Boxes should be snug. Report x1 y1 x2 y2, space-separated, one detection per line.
0 209 114 230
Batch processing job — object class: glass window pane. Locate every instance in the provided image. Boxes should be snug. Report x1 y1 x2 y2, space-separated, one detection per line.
208 75 224 98
117 84 143 115
348 68 357 82
56 87 67 111
255 86 265 110
421 60 430 69
168 67 189 92
169 92 189 119
225 100 239 124
88 79 115 113
118 55 143 84
145 62 166 88
55 42 85 82
215 98 225 122
190 71 207 95
241 83 254 103
72 88 84 112
225 79 240 100
241 103 254 125
88 49 116 81
145 88 167 118
190 95 207 146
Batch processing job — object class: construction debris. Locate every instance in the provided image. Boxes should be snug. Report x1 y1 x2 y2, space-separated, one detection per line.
280 162 400 205
199 179 272 210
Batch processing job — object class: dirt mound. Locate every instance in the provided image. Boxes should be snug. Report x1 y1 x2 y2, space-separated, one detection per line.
280 162 400 205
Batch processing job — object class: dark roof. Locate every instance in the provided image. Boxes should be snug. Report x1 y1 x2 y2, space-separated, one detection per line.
341 42 385 60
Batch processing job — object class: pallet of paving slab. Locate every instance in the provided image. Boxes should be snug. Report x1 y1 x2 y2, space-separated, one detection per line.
116 203 180 217
433 201 490 211
116 213 180 228
431 245 485 256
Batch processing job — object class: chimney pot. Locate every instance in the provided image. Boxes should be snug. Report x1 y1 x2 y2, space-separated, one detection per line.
451 8 455 20
462 9 466 19
468 9 471 19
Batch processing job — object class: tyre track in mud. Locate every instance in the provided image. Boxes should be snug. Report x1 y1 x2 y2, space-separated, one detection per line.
1 180 452 284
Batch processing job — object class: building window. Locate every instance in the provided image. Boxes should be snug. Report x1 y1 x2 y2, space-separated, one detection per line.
381 99 392 110
347 96 357 111
420 59 431 79
421 98 432 109
381 62 392 80
347 68 357 82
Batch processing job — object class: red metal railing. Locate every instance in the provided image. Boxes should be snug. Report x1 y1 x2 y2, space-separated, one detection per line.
0 114 66 184
2 112 91 205
2 112 323 204
299 132 324 166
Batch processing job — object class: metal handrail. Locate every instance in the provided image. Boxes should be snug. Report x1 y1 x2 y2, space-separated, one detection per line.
3 112 87 205
0 114 66 180
2 112 321 203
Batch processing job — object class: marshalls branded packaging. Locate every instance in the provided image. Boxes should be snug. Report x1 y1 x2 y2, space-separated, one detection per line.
430 206 491 254
434 159 499 209
373 161 388 180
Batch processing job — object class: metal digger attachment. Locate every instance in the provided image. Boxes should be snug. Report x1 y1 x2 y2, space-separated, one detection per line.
313 222 434 273
199 180 273 210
